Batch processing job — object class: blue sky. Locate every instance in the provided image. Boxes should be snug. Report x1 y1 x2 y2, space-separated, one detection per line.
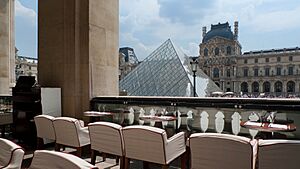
16 0 300 60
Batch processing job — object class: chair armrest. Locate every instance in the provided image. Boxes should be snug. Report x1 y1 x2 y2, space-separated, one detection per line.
77 127 90 146
186 137 190 147
165 132 186 164
4 148 24 169
79 120 85 127
167 132 185 143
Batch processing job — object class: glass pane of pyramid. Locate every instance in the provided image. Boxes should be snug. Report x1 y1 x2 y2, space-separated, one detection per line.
120 39 221 96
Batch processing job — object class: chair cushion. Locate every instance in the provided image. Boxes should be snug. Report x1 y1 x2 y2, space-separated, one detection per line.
189 133 253 169
0 138 24 169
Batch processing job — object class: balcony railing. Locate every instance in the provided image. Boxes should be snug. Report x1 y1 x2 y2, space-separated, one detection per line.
0 95 13 137
90 96 300 140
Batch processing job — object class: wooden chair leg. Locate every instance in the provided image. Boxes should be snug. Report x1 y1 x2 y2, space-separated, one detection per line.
102 152 107 161
124 157 130 169
91 149 97 165
36 137 44 149
181 152 187 169
120 156 125 169
143 161 149 169
116 156 120 164
55 143 60 151
76 147 82 157
162 164 169 169
186 147 191 169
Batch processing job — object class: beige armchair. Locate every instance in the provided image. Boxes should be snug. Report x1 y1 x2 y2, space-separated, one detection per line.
28 150 99 169
88 122 124 167
53 117 90 157
122 125 186 169
0 138 24 169
258 139 300 169
34 115 55 149
188 133 257 169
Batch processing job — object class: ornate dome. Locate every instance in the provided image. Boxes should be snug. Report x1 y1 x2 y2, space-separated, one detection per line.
203 22 234 43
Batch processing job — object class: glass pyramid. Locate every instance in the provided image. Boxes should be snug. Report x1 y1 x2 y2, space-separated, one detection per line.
120 39 221 96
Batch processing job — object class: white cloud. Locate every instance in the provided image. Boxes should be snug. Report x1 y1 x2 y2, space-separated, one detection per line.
120 0 300 60
180 42 199 56
120 32 156 60
15 0 36 24
250 6 300 32
120 0 202 59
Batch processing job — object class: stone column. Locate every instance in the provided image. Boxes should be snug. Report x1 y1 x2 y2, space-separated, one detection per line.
0 0 15 95
38 0 119 118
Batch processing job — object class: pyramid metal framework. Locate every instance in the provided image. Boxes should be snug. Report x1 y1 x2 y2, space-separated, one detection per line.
120 39 221 96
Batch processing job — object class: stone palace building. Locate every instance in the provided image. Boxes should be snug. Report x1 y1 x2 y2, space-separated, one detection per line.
199 22 300 97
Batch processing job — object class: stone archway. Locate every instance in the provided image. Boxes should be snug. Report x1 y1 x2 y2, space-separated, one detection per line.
287 81 295 93
241 82 248 93
263 81 271 93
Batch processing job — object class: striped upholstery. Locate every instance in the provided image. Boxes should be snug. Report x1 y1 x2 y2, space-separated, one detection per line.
53 117 90 148
88 122 124 156
28 150 99 169
34 115 55 140
258 139 300 169
0 138 24 169
189 133 256 169
123 125 186 165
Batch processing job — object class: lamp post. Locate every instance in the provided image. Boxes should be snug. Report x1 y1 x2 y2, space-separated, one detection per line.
190 57 198 97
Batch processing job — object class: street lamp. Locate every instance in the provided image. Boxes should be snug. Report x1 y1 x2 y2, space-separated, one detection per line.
190 57 199 97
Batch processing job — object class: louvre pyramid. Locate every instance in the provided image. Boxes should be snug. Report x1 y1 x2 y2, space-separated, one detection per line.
120 39 221 96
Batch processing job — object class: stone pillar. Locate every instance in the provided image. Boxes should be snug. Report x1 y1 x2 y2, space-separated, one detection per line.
0 0 15 94
38 0 119 118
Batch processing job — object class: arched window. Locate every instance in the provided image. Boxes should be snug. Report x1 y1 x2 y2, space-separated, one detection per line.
226 46 231 55
241 82 248 93
287 81 295 93
275 81 283 93
226 69 230 77
204 48 208 56
215 47 219 56
252 82 259 93
263 81 270 93
213 67 219 78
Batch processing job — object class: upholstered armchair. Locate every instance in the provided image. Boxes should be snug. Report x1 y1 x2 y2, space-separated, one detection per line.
188 133 257 169
28 150 99 169
34 115 55 149
122 125 186 169
88 122 124 167
258 139 300 169
0 138 24 169
53 117 90 157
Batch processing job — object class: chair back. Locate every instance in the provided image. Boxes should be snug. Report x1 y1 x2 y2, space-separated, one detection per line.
34 115 55 140
88 122 124 156
53 117 81 147
122 125 167 164
189 133 255 169
0 138 24 169
258 139 300 169
28 150 98 169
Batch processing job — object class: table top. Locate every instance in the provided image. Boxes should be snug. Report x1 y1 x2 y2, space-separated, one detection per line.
139 115 177 121
83 111 113 117
240 121 296 132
